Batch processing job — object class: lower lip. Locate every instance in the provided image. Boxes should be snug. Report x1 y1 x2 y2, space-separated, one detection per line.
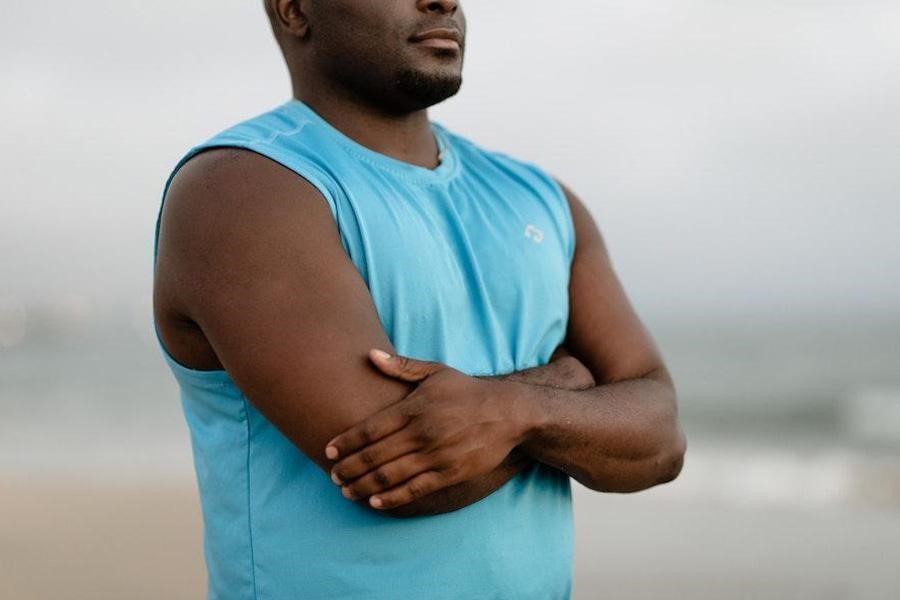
413 38 460 51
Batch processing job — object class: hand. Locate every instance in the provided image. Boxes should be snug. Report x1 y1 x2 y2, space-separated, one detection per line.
324 349 533 511
489 343 596 391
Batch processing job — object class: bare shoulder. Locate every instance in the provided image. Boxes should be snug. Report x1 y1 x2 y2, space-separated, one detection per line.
153 146 342 369
553 177 609 259
157 147 337 256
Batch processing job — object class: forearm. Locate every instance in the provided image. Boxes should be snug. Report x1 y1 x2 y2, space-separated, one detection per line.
379 348 593 518
502 368 686 493
487 355 595 390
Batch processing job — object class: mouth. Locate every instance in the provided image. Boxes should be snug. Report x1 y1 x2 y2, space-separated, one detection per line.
409 28 463 51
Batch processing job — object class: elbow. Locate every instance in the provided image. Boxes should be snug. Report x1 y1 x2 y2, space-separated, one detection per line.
583 425 687 493
646 380 687 487
654 425 687 485
641 422 687 489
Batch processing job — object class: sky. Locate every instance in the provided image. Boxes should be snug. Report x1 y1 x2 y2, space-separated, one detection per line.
2 0 898 325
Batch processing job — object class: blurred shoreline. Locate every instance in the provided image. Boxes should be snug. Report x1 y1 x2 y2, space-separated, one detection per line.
3 310 900 598
4 467 900 600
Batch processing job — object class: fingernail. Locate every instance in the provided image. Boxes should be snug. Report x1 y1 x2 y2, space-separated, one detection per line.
370 496 383 508
341 486 355 500
330 471 342 485
372 349 392 361
325 446 339 460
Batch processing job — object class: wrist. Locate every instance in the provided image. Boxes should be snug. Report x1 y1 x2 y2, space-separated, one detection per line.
491 378 546 447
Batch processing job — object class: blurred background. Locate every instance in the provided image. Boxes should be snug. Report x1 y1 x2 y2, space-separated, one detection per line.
2 1 899 598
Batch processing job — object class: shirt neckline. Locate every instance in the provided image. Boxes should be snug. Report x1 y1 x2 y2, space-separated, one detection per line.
282 97 460 184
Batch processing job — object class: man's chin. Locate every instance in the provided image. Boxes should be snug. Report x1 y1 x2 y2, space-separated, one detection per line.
395 68 463 110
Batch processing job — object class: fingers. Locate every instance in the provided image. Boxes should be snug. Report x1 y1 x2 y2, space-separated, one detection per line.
326 350 449 460
368 470 455 510
339 451 433 501
325 408 410 460
330 430 421 485
368 348 444 382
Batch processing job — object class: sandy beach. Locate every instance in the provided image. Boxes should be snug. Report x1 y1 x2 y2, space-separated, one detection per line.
0 477 205 600
3 472 899 600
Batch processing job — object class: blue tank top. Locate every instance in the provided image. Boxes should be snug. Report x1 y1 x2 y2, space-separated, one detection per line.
153 98 577 600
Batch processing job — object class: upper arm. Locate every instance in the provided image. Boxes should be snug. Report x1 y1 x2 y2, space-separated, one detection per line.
154 148 415 478
556 179 671 386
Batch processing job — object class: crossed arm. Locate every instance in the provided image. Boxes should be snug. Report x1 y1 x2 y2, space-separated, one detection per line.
334 344 599 518
323 180 685 516
328 346 682 517
153 148 685 521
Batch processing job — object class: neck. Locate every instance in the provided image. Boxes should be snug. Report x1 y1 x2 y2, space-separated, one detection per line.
292 81 441 170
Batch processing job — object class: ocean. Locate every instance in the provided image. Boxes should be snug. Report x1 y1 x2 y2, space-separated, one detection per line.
2 304 899 507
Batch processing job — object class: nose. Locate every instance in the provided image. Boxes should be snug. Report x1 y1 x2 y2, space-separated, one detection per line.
417 0 458 15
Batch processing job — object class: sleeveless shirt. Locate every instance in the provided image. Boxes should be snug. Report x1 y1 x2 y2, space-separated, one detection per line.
153 98 577 600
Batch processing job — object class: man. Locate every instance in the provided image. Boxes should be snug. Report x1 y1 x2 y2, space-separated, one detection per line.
152 0 686 598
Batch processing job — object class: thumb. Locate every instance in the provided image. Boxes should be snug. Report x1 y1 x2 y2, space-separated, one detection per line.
368 349 444 382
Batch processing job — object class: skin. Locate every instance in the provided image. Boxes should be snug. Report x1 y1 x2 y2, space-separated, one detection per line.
153 0 686 518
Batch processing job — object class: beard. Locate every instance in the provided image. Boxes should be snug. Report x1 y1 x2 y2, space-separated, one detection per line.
393 65 463 112
316 39 464 115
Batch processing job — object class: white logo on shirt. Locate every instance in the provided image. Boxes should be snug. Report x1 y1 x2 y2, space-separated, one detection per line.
524 224 544 244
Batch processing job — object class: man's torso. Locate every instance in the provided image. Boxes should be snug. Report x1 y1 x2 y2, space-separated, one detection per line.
152 98 576 599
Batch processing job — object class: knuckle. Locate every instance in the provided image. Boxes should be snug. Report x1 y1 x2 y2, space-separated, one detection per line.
416 422 443 445
372 469 391 488
359 450 376 467
407 481 425 499
440 462 460 480
412 426 428 445
360 424 378 444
